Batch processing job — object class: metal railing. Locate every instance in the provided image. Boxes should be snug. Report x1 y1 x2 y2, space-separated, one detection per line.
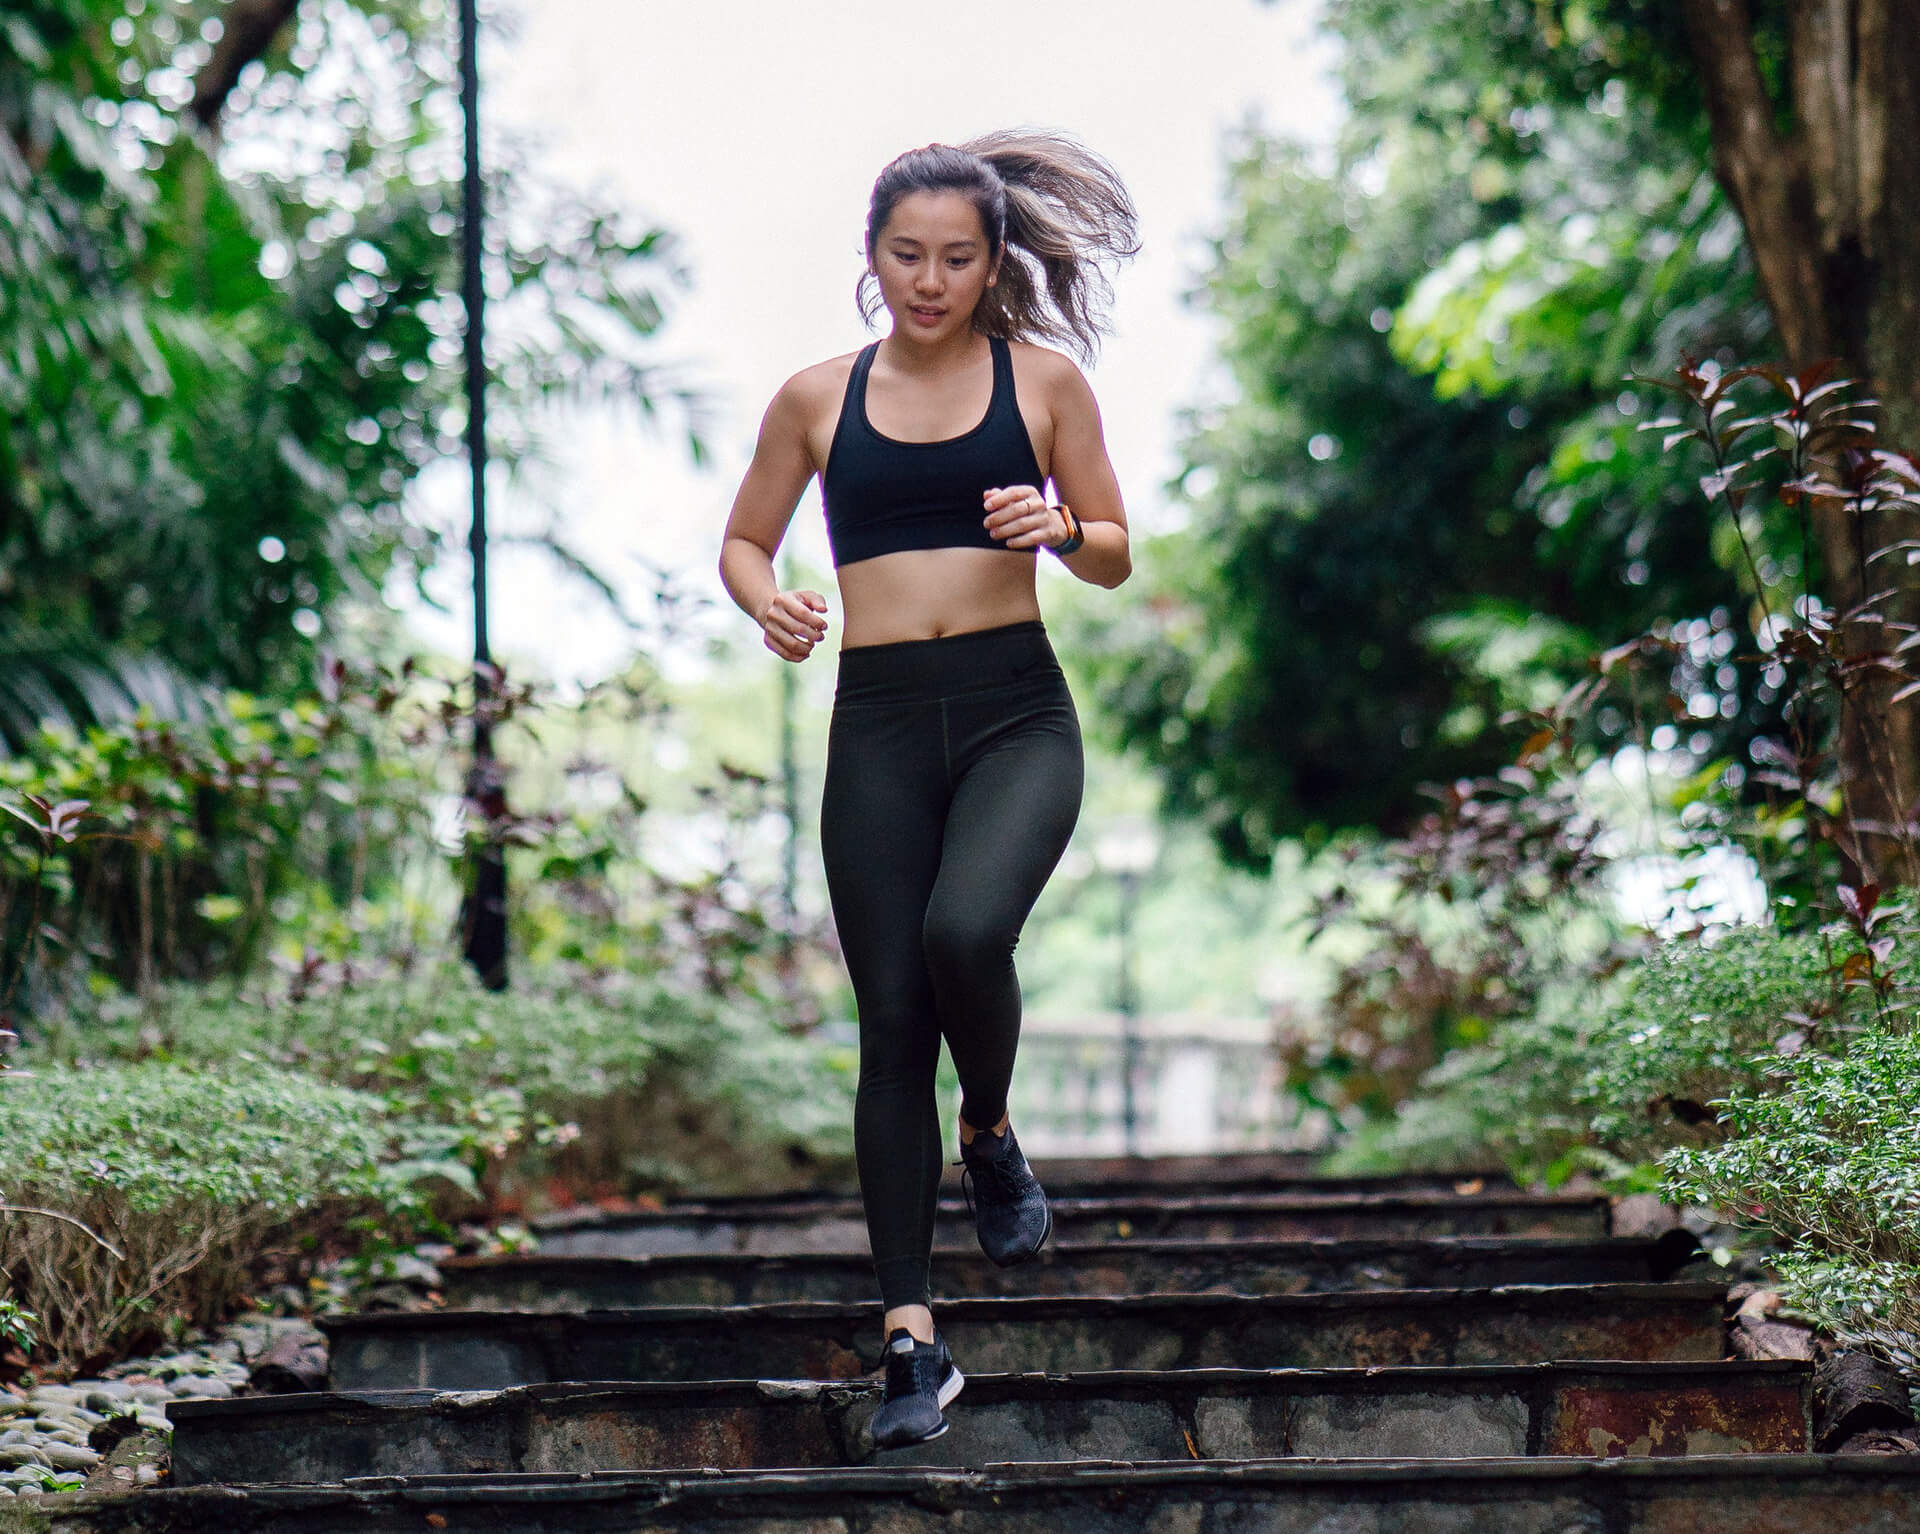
995 1014 1329 1158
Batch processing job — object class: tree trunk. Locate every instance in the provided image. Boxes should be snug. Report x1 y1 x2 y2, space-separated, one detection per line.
188 0 302 133
1682 0 1920 884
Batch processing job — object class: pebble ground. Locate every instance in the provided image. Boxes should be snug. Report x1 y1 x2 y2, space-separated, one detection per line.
0 1315 323 1498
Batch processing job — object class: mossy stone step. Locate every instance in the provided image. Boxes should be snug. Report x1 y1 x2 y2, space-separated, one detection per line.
321 1283 1727 1391
530 1189 1611 1258
543 1162 1510 1212
167 1361 1809 1485
30 1455 1920 1533
920 1157 1509 1196
440 1233 1700 1310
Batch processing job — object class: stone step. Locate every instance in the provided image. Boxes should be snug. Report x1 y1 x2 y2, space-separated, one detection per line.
440 1233 1701 1310
168 1360 1809 1485
936 1153 1508 1195
530 1188 1610 1257
47 1457 1920 1534
321 1283 1726 1391
761 1158 1508 1199
1019 1150 1327 1190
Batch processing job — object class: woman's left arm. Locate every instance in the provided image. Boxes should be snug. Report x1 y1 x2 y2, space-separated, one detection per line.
985 355 1131 588
1041 357 1131 588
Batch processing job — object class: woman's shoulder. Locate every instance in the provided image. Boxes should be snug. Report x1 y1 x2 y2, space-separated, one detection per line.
778 347 867 405
763 348 868 435
1006 338 1093 407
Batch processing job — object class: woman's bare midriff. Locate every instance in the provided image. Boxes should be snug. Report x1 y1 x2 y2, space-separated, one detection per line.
836 546 1043 649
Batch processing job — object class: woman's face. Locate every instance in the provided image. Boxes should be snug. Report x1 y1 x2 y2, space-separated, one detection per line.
869 189 996 344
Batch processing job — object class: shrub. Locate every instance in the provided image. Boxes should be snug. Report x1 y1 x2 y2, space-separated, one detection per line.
0 659 454 1009
0 1296 35 1356
0 1063 462 1374
1331 923 1854 1179
1289 764 1625 1127
1340 914 1920 1369
1565 925 1851 1158
1665 1021 1920 1371
43 961 856 1206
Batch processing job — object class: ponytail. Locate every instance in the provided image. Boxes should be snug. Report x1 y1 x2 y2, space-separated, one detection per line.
858 128 1140 364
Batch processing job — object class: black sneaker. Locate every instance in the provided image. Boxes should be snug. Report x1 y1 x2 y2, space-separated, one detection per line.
956 1123 1052 1266
870 1326 964 1449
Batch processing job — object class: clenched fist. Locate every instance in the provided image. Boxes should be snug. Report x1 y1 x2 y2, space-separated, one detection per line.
759 588 829 663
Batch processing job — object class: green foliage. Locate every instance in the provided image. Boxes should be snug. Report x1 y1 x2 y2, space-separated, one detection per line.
1317 1081 1501 1177
0 1062 455 1372
1573 925 1850 1154
0 1296 36 1355
1318 347 1920 1366
1343 904 1920 1363
0 620 214 765
1 650 855 1213
1628 360 1920 892
1233 0 1920 1373
1340 924 1850 1178
1418 606 1596 721
1 0 701 741
1322 0 1774 162
0 655 855 1373
1666 1022 1920 1371
503 732 837 1033
43 962 855 1205
1074 130 1548 863
1081 5 1761 864
0 656 450 1002
1288 761 1627 1127
2 1062 449 1214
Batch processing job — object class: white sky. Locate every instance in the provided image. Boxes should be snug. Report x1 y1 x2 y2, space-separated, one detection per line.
404 0 1343 686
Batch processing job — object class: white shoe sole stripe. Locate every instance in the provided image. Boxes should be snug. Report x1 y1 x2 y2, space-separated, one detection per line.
938 1364 965 1409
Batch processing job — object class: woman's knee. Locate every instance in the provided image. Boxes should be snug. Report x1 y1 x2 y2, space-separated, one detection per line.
921 907 1016 984
856 1015 941 1090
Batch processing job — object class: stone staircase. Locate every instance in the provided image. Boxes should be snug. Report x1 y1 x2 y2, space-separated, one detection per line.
40 1157 1920 1531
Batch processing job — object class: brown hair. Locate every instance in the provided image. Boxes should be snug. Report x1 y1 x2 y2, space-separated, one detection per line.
857 129 1140 365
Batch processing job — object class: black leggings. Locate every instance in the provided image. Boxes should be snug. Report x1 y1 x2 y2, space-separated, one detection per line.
820 620 1083 1312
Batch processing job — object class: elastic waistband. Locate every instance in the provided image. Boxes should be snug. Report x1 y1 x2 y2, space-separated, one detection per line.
834 620 1058 707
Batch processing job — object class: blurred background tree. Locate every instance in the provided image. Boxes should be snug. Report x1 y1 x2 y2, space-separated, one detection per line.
1079 0 1920 879
1340 0 1920 883
0 0 700 750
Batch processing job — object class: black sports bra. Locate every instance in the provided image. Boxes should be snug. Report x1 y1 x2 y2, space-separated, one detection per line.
820 335 1046 569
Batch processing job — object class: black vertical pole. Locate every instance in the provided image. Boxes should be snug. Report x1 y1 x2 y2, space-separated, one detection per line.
1116 872 1140 1156
777 558 799 969
778 665 798 940
457 0 508 989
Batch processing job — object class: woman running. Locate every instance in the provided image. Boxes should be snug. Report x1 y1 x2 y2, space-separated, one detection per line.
718 129 1137 1448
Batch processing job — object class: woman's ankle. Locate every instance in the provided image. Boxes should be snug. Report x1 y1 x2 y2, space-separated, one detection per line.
883 1303 936 1344
957 1110 1012 1146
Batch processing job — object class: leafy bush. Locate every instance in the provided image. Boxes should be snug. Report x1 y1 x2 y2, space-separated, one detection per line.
1287 760 1629 1125
41 962 855 1207
0 659 452 1007
0 1063 461 1374
1666 1021 1920 1371
1333 923 1858 1178
1340 911 1920 1367
1546 924 1855 1164
0 1296 36 1356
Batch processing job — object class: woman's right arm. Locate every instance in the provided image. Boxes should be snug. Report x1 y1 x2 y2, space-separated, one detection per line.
718 373 831 663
